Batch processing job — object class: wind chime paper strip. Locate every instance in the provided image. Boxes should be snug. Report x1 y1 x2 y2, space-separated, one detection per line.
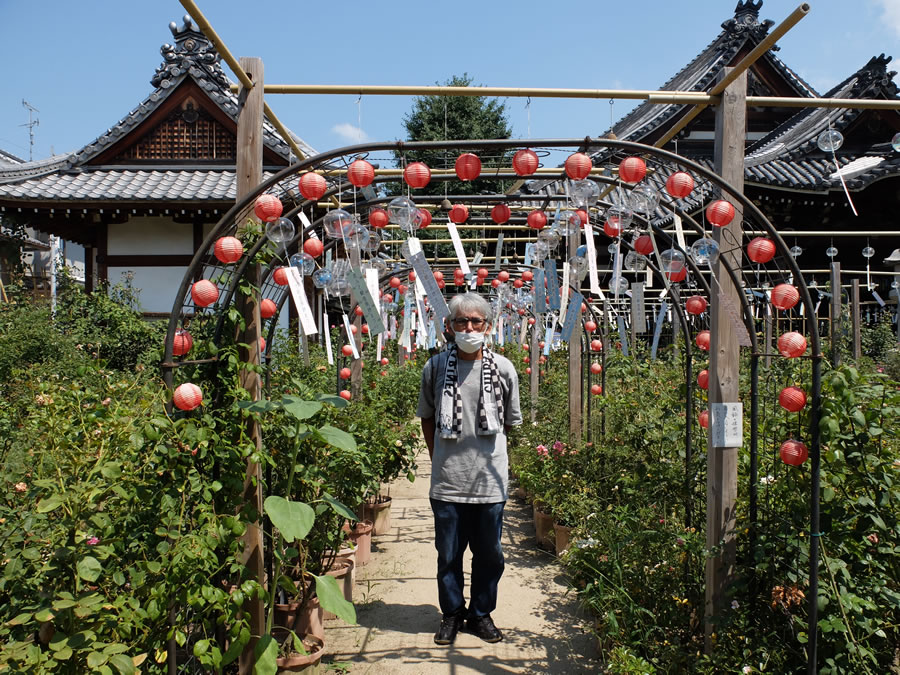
342 314 360 360
365 267 381 308
376 332 383 364
631 282 645 332
617 315 629 356
584 221 602 297
533 268 547 313
559 262 570 319
872 291 886 307
717 290 753 347
544 259 561 310
524 243 534 267
496 315 505 346
493 234 504 271
674 214 686 251
651 300 667 360
346 268 385 335
560 291 584 343
543 322 554 356
415 289 429 342
519 317 529 346
427 319 436 349
299 212 313 232
286 267 318 336
323 310 334 365
399 293 413 350
404 246 450 322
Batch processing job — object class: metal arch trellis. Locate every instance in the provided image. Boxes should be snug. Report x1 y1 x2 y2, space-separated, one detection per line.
162 136 825 668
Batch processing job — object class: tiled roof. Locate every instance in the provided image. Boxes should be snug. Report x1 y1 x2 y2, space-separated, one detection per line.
0 149 24 166
0 168 276 202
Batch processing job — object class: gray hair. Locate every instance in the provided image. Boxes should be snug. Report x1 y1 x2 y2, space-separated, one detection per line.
448 292 492 323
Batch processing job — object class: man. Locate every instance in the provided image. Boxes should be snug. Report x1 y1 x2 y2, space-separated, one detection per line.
417 292 522 645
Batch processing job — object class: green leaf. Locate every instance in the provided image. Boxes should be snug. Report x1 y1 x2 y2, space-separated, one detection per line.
35 608 54 622
252 634 278 675
281 397 323 421
823 487 835 503
313 574 356 625
6 612 31 627
37 495 65 513
316 425 357 452
109 654 136 675
317 393 348 409
321 494 358 522
77 556 102 582
869 514 886 530
263 496 314 543
100 463 122 480
237 400 277 414
87 651 109 668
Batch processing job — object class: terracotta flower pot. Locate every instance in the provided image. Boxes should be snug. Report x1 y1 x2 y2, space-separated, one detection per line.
275 633 325 673
347 520 374 566
554 521 572 555
532 505 554 551
323 557 354 621
362 496 392 536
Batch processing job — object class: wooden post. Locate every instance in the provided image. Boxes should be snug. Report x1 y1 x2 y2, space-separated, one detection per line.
235 56 265 675
830 263 841 366
568 233 583 443
851 279 861 361
706 67 746 650
530 322 540 423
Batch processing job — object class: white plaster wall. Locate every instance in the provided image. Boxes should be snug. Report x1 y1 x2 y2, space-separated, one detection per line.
108 216 192 255
108 266 188 314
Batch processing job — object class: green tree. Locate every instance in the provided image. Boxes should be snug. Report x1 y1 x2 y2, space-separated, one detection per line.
392 74 514 264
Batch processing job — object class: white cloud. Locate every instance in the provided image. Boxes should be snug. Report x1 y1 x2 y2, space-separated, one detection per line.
874 0 900 38
332 123 369 143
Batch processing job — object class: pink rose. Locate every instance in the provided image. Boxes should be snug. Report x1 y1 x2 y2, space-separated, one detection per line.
86 536 99 546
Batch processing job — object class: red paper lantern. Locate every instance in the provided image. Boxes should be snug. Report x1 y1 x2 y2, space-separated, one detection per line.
527 210 547 230
362 324 370 335
273 267 290 286
299 172 327 201
341 344 354 357
497 270 510 282
347 159 375 187
380 357 389 366
303 238 324 258
780 439 809 466
706 200 735 227
491 203 511 224
771 284 799 311
779 386 807 412
576 209 589 226
380 370 388 377
389 276 401 289
590 362 602 374
254 194 283 223
698 409 709 428
491 279 501 289
260 298 277 319
340 367 352 379
404 162 431 189
417 209 432 229
528 317 536 325
191 279 219 307
695 330 711 351
476 268 489 278
747 237 776 264
590 339 603 352
339 390 352 401
398 284 408 294
526 367 532 375
523 355 530 364
685 295 708 315
214 236 243 264
259 337 267 353
449 204 469 224
584 320 597 333
565 152 592 180
665 171 694 198
513 279 524 288
697 369 709 390
369 207 389 229
590 384 603 396
455 153 482 181
173 383 203 411
603 220 623 238
521 270 534 282
619 156 647 183
633 234 654 256
354 305 364 316
667 266 688 282
777 332 807 358
408 271 416 282
433 270 444 282
173 329 193 357
512 148 539 176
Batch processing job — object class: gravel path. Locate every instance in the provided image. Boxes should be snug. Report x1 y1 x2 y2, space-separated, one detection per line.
323 449 600 674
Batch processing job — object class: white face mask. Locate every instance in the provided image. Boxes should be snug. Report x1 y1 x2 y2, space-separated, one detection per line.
454 331 485 354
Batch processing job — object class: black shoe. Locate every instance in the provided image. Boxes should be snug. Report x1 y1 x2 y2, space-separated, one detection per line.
434 611 464 645
465 614 503 643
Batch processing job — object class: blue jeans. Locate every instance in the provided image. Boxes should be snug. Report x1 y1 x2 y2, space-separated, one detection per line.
430 499 505 618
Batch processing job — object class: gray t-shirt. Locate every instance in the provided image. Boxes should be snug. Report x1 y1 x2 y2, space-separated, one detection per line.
417 350 523 503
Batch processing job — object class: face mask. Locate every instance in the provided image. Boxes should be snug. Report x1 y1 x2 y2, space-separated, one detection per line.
454 331 485 354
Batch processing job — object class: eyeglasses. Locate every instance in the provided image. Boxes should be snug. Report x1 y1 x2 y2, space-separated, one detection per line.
451 317 487 330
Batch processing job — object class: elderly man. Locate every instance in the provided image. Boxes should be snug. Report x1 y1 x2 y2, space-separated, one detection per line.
417 292 522 645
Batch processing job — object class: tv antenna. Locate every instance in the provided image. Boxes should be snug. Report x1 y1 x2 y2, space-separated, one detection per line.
21 99 39 161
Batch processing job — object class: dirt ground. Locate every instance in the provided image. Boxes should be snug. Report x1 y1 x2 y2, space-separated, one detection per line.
322 449 600 674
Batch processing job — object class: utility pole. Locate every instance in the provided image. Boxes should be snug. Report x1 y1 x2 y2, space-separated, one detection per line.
21 100 39 161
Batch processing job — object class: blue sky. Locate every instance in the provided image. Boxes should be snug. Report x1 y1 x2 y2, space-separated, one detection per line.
1 0 898 162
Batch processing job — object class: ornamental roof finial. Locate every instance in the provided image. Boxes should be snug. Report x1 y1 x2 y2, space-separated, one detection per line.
151 16 227 90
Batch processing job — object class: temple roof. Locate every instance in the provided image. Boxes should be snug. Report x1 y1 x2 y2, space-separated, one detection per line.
0 16 314 205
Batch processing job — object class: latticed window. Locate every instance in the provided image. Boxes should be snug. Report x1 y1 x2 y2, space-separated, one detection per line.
122 106 236 161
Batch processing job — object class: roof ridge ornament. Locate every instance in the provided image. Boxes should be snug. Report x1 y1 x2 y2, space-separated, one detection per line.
853 54 898 95
150 14 229 91
721 0 775 49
